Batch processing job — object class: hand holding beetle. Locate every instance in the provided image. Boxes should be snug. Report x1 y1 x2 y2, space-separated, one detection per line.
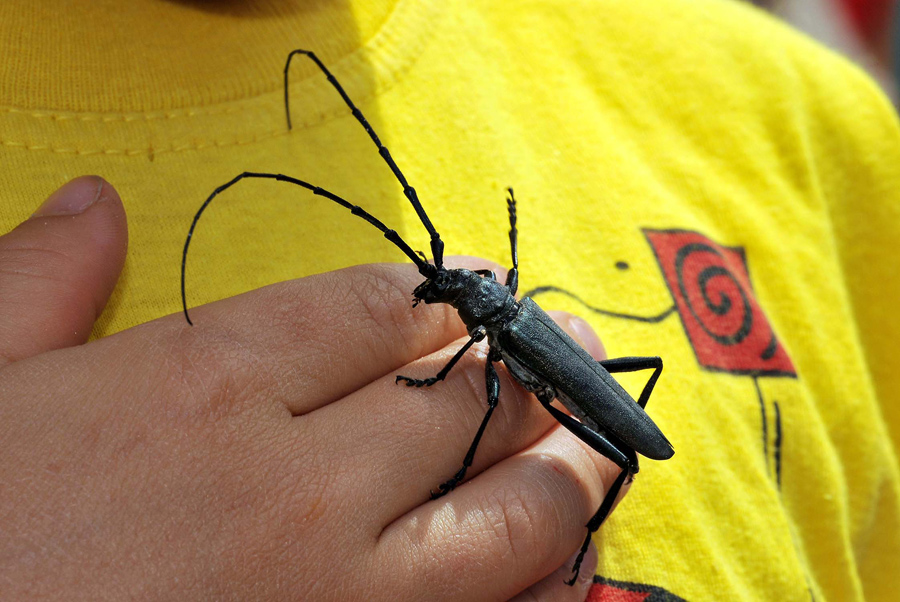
0 177 623 601
183 52 670 585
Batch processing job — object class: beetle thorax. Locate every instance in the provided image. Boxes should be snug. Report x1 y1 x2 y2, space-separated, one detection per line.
413 268 516 331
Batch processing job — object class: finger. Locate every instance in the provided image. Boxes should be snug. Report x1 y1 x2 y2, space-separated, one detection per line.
376 425 624 602
165 257 502 415
306 310 607 527
0 177 127 367
508 541 597 602
303 334 553 525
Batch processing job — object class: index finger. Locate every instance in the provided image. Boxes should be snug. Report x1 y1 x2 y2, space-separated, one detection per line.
153 257 504 416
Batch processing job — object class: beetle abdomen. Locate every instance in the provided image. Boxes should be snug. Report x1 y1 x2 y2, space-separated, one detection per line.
497 298 673 461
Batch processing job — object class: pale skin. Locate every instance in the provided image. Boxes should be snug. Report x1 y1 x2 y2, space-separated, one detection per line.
0 176 629 601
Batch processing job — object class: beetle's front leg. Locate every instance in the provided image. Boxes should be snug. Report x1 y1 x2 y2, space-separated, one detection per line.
431 348 502 499
396 327 486 387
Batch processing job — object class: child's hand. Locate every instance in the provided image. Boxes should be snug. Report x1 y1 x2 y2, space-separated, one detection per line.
0 177 622 601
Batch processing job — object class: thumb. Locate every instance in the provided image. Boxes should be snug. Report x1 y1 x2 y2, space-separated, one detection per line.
0 176 127 367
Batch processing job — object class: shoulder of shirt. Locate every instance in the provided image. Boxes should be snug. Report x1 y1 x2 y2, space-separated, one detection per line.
468 0 898 139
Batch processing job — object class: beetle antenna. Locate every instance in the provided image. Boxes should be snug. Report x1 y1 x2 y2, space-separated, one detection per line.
284 49 444 268
181 171 435 325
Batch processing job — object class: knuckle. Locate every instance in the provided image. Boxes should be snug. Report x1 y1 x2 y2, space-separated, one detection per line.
560 436 613 503
0 244 73 276
276 430 339 529
482 443 611 571
352 265 456 348
493 364 540 440
0 244 89 302
451 354 539 448
292 263 462 362
539 433 621 533
480 482 552 573
566 432 625 495
347 265 419 336
141 320 268 420
454 344 491 400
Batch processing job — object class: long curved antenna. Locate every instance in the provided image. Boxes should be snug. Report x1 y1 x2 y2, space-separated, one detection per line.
181 171 434 325
284 49 444 268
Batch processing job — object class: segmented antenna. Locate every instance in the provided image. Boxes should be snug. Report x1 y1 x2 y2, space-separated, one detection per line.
181 172 432 326
284 49 444 267
181 50 448 325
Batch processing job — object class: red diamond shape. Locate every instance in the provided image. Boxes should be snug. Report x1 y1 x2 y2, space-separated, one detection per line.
644 229 795 377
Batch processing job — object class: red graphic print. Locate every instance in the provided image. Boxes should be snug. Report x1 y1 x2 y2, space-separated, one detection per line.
588 583 650 601
587 576 686 601
644 229 795 377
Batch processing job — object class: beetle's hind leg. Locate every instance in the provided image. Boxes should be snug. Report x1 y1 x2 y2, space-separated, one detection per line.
573 467 631 585
431 348 502 499
396 327 486 387
599 356 662 409
537 394 636 586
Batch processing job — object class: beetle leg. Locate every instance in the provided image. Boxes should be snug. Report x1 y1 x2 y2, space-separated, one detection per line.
396 327 486 387
431 349 502 499
599 356 663 409
505 188 519 295
571 469 630 585
474 269 497 280
537 393 636 586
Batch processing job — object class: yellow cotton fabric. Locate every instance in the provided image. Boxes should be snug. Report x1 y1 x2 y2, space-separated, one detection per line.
2 0 899 599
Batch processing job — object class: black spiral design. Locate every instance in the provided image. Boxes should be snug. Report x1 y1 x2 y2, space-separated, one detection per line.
674 243 752 346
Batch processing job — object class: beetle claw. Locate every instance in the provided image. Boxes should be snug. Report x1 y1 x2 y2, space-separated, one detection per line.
430 481 455 500
430 466 467 499
395 375 439 387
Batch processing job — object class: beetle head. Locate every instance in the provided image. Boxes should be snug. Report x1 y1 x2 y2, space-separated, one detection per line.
413 267 467 307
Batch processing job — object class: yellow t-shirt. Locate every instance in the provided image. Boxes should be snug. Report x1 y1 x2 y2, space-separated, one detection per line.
2 0 899 599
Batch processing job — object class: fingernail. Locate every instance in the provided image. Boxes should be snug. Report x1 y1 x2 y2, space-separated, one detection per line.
32 176 104 218
567 316 605 360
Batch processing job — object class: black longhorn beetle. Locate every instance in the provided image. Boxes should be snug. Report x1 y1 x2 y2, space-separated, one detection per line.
180 49 674 585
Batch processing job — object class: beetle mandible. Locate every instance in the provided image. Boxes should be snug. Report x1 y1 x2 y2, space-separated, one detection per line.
180 49 674 585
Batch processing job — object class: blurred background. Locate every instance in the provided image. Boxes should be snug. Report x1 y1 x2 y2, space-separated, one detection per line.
754 0 899 103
